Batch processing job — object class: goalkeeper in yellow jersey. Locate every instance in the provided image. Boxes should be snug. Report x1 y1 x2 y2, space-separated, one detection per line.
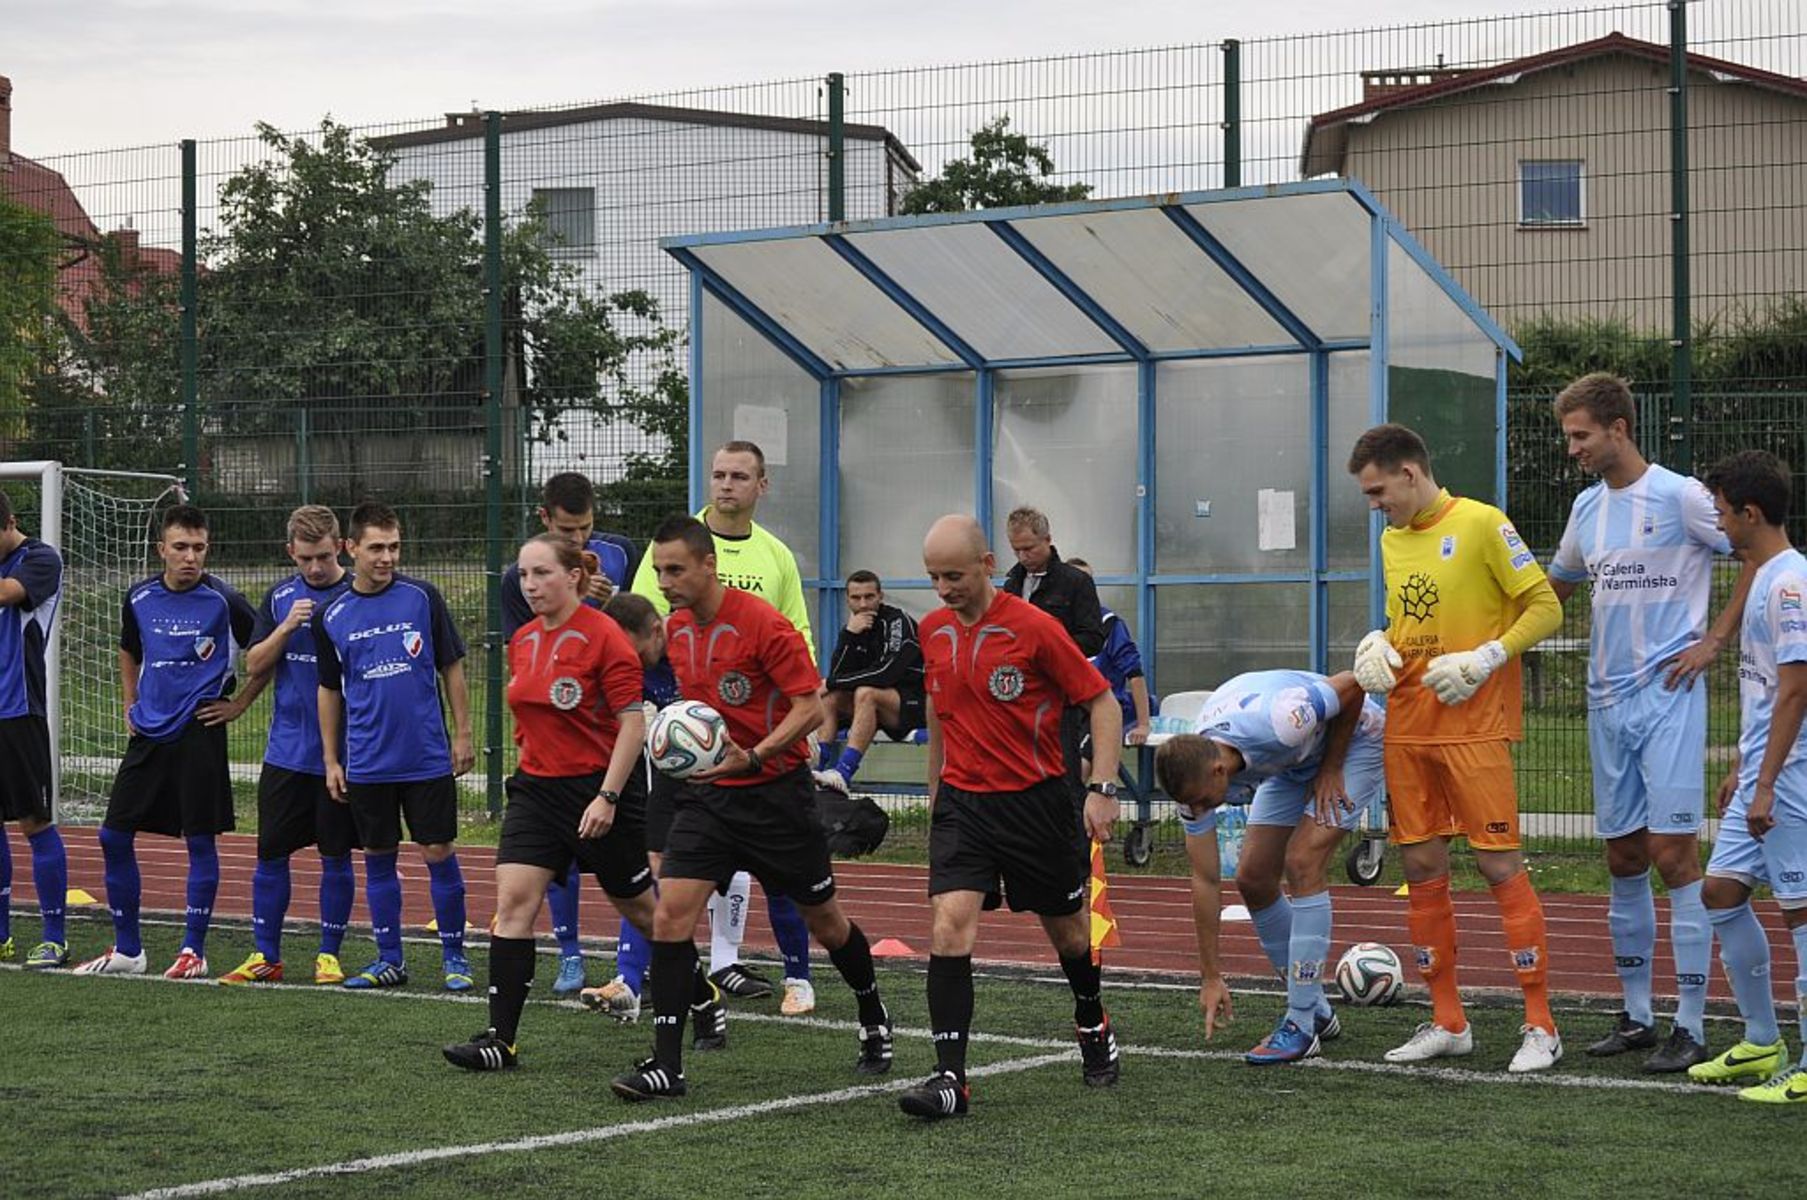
1348 423 1564 1072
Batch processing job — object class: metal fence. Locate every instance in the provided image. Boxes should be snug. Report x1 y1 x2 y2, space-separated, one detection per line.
1 0 1803 856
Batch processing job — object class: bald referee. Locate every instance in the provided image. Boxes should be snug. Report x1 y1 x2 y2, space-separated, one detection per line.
899 515 1124 1121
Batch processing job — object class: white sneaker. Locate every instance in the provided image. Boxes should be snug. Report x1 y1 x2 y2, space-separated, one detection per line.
1508 1025 1563 1074
73 947 148 976
781 977 817 1016
1384 1021 1474 1063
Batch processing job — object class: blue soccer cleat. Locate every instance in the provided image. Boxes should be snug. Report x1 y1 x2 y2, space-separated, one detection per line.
443 954 475 993
552 954 588 996
1245 1017 1321 1066
343 959 408 990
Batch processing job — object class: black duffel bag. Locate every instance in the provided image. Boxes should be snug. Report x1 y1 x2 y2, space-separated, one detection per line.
813 784 889 857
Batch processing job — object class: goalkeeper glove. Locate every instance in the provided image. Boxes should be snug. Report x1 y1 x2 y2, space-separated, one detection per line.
1424 640 1508 705
1353 630 1403 695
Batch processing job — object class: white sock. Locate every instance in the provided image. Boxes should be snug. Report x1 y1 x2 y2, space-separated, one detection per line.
708 872 751 973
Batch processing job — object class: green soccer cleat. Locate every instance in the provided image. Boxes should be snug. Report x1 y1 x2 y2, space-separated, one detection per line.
1739 1065 1807 1104
0 937 13 962
1688 1039 1786 1086
24 941 70 970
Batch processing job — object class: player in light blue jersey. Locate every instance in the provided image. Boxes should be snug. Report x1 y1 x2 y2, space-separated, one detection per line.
218 506 358 988
0 489 69 970
1153 668 1385 1064
76 505 260 980
1687 451 1807 1102
501 473 641 998
315 501 475 992
1547 375 1752 1072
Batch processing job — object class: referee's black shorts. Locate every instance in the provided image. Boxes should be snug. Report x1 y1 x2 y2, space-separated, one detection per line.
496 762 653 899
643 755 679 853
929 776 1087 916
661 766 836 905
0 714 53 824
104 720 235 838
256 765 361 861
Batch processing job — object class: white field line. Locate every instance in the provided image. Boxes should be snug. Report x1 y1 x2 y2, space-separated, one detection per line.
120 1050 1074 1200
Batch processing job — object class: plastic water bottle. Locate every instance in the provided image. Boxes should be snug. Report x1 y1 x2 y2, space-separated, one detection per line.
1216 804 1248 878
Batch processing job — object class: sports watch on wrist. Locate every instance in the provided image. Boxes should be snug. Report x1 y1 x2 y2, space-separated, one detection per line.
1086 780 1119 798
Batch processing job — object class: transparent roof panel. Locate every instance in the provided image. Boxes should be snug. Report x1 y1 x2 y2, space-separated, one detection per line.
1013 207 1293 352
1184 191 1374 343
844 224 1121 362
690 240 964 371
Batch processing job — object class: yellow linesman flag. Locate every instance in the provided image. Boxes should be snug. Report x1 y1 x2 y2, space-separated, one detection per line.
1089 838 1122 966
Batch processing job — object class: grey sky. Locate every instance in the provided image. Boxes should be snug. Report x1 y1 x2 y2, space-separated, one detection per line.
8 0 1691 154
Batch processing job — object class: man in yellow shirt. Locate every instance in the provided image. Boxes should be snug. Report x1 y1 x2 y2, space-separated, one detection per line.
1348 423 1564 1072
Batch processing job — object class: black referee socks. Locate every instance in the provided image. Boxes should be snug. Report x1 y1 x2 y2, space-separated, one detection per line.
1058 953 1105 1029
927 953 974 1081
827 922 888 1028
650 939 700 1068
487 935 536 1046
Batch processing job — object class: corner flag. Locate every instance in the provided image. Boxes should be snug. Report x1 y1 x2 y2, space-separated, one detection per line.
1089 838 1122 966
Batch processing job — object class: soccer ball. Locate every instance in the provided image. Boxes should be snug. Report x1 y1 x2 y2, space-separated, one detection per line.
1335 942 1404 1007
647 701 731 779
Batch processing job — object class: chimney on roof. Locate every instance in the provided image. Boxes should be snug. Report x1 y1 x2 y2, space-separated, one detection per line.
1360 64 1472 101
111 226 140 269
0 76 12 168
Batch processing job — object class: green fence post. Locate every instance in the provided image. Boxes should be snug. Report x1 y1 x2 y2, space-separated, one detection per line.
827 72 846 222
1668 0 1692 473
1222 39 1241 189
295 406 311 506
482 111 506 819
180 138 199 496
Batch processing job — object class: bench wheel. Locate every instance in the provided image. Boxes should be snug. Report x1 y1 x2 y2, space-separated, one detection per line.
1345 836 1385 887
1122 822 1153 868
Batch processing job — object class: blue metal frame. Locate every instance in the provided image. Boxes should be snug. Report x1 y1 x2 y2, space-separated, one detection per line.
1495 348 1510 507
1366 213 1390 629
817 376 842 667
668 247 832 381
975 369 995 536
1137 359 1157 698
1161 204 1321 351
1309 350 1330 674
822 234 986 369
687 270 705 510
822 340 1369 378
988 221 1150 360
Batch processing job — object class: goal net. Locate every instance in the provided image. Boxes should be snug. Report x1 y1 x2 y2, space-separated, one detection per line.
0 462 185 820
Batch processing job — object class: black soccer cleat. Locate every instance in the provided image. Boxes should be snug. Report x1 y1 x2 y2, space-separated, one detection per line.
1585 1011 1658 1057
442 1029 518 1072
1644 1026 1712 1074
691 982 729 1052
898 1070 969 1120
611 1057 688 1102
1077 1014 1121 1088
709 963 775 1000
856 1022 894 1076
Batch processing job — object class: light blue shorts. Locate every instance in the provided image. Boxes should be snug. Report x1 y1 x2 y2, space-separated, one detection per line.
1179 734 1383 838
1706 780 1807 907
1588 678 1707 840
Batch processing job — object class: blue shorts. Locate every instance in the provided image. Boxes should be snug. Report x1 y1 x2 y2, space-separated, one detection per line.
1180 734 1383 838
1588 678 1706 839
1706 778 1807 907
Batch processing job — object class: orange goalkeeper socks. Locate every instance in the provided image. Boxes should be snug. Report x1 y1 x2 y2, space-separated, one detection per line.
1491 869 1554 1034
1406 874 1467 1034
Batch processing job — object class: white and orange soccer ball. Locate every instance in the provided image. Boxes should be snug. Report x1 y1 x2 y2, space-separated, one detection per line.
647 701 731 779
1335 942 1404 1007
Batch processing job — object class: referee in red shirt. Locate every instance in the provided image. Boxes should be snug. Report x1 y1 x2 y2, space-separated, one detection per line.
442 534 720 1072
900 515 1124 1120
610 516 893 1102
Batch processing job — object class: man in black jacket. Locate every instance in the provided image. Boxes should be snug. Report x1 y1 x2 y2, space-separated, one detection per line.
817 570 925 789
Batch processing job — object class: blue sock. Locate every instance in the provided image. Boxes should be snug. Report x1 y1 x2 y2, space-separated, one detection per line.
364 852 404 965
1711 902 1780 1046
1249 894 1293 979
618 913 651 994
183 835 219 957
548 864 583 958
1794 923 1807 1067
317 854 354 956
1287 892 1333 1028
1608 870 1656 1028
1668 880 1710 1042
427 854 467 961
28 827 67 947
251 857 290 961
98 826 142 957
767 893 812 980
833 746 865 785
816 740 836 770
0 831 11 942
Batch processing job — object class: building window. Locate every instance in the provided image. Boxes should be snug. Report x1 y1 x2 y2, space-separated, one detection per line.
1518 160 1584 228
532 187 595 255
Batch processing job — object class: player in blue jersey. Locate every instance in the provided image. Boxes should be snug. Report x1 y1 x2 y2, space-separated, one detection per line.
1547 375 1752 1071
0 490 69 970
501 472 641 998
1153 669 1385 1064
1687 450 1807 1103
315 501 475 992
217 506 359 987
75 504 259 979
1067 559 1155 767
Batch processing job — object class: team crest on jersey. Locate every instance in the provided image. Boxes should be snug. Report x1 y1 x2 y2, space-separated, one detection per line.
1440 535 1456 559
1512 947 1540 972
717 670 753 707
1642 513 1656 536
402 630 424 658
1782 586 1802 613
987 664 1025 702
548 676 583 711
1498 523 1526 551
193 636 215 661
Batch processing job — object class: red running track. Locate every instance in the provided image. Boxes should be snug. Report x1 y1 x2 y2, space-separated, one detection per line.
9 828 1800 1003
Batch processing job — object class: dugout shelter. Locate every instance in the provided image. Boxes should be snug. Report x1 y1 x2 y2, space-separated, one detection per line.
663 179 1519 696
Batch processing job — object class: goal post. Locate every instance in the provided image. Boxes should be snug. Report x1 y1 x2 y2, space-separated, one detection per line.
0 461 184 820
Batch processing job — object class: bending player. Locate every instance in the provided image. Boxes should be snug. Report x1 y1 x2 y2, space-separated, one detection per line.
609 516 892 1102
315 502 475 991
0 490 69 970
900 515 1122 1121
443 535 715 1070
219 506 359 986
1153 668 1385 1064
77 504 259 978
1348 424 1563 1072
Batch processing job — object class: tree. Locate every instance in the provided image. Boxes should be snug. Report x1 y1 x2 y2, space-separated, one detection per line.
0 196 66 444
900 116 1092 214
